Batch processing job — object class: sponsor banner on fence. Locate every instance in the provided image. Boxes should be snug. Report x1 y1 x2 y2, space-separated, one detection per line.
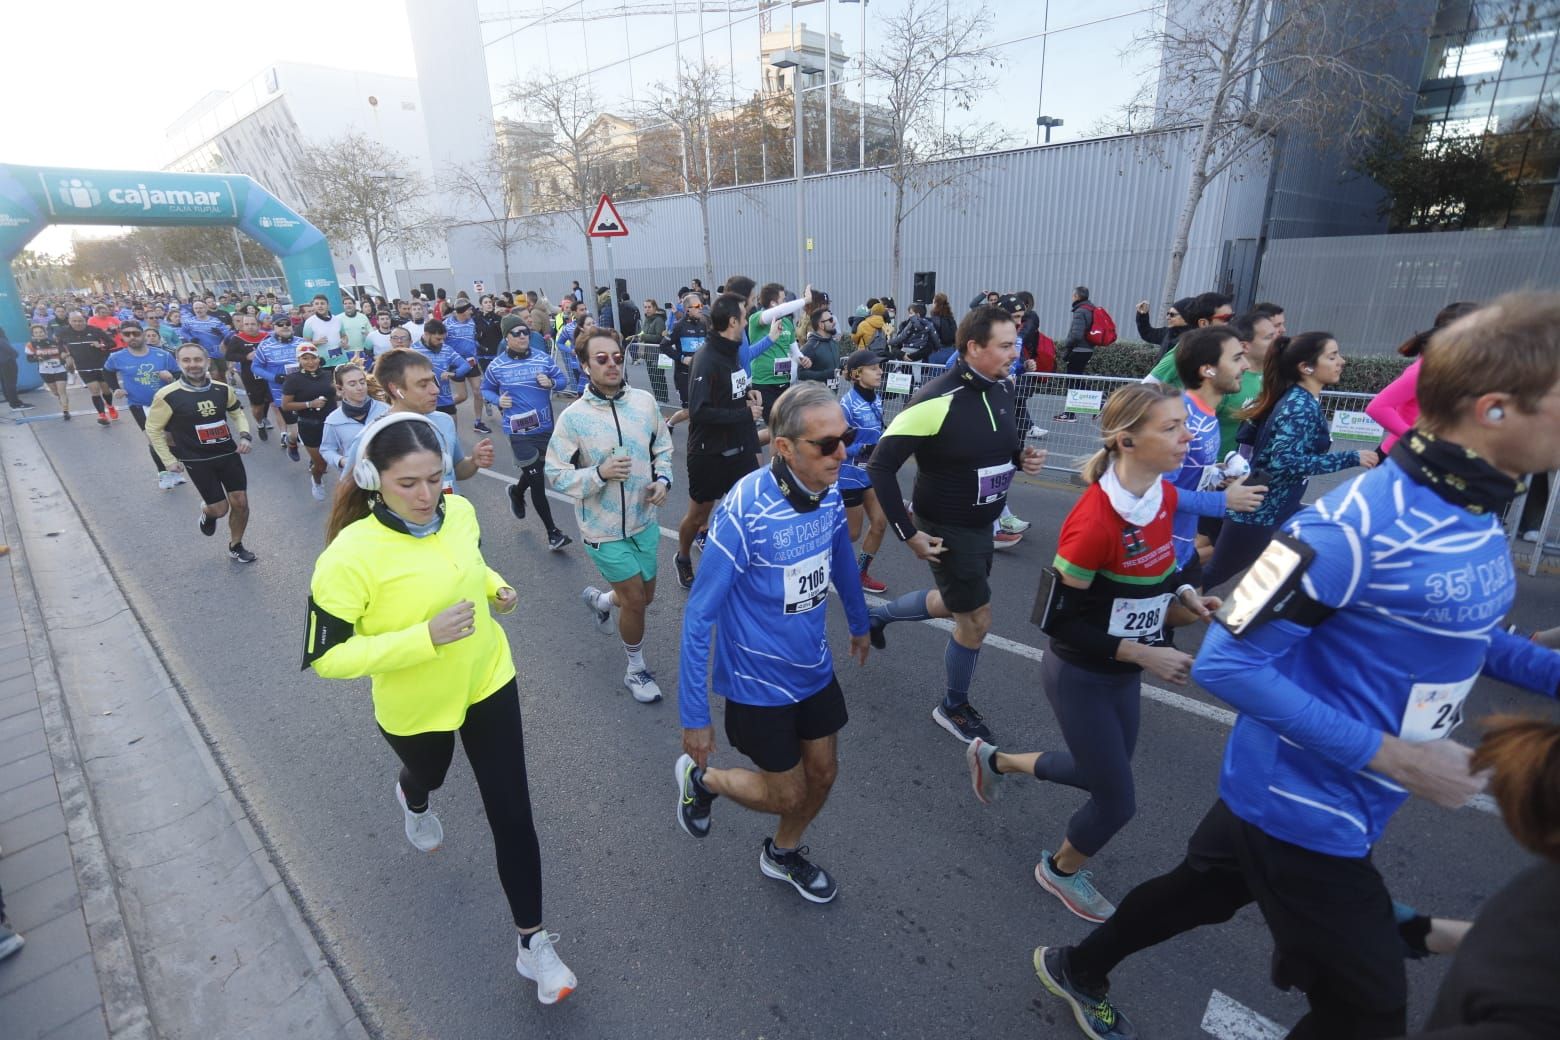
1329 410 1384 442
885 371 913 395
1064 388 1104 414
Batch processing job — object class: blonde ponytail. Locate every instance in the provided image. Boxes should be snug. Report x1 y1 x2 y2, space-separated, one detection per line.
1081 382 1182 485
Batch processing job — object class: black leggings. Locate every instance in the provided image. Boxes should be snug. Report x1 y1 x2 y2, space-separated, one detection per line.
1033 650 1140 857
128 405 167 473
1201 518 1277 591
379 679 543 929
1070 800 1406 1040
512 440 559 532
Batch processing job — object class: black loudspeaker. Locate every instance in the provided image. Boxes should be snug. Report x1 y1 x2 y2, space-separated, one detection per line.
615 277 628 299
419 282 435 299
913 271 937 305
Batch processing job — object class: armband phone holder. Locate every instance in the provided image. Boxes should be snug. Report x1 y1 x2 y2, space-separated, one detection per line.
1030 567 1063 633
302 595 353 669
1215 532 1332 637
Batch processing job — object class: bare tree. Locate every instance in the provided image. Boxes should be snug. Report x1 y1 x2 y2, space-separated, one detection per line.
865 0 1010 307
442 142 555 292
504 73 629 299
294 132 439 297
1129 0 1415 311
638 62 736 288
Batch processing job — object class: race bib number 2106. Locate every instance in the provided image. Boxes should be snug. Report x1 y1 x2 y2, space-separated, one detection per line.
784 551 829 614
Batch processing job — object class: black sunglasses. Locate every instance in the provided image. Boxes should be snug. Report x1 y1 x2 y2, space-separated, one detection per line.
507 328 529 336
803 428 857 454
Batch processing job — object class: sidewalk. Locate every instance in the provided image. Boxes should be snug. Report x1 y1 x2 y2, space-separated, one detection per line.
0 523 147 1038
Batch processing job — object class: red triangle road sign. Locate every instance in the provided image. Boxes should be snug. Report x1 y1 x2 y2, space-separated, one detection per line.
587 194 629 237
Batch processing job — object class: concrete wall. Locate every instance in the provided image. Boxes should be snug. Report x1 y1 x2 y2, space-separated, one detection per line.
447 128 1271 338
1255 227 1560 353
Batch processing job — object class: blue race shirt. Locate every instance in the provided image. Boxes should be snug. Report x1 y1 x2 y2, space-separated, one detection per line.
1166 392 1225 565
840 386 883 461
104 348 176 407
251 336 303 386
425 408 464 491
183 315 228 357
480 344 567 437
679 465 872 728
414 342 473 407
443 315 479 359
1193 458 1560 858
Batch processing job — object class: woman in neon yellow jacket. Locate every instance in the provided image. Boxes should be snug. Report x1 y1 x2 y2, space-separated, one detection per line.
303 412 578 1006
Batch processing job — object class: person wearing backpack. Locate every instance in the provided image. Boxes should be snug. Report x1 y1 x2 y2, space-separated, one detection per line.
890 302 939 361
1053 286 1115 423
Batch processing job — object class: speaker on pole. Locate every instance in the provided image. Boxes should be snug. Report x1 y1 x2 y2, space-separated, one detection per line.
913 271 937 305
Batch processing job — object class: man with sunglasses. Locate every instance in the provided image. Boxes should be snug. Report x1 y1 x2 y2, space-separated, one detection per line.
482 321 573 552
674 382 871 904
546 328 675 704
866 305 1048 744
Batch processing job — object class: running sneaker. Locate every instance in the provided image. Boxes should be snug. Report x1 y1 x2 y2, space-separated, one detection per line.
694 530 708 554
61 411 71 422
624 669 663 704
256 421 269 442
966 737 1004 805
759 839 838 904
507 482 527 519
169 471 187 487
675 753 716 838
1053 413 1078 423
994 530 1024 550
0 922 23 963
474 418 492 435
1034 946 1136 1040
675 554 695 589
515 930 577 1005
285 433 300 463
580 586 614 635
198 512 217 537
999 514 1032 534
228 543 258 564
547 530 573 552
868 617 888 650
1035 852 1116 922
106 405 119 421
311 478 326 502
97 414 110 427
158 471 177 491
859 571 887 594
395 782 444 852
1522 530 1541 543
932 702 992 744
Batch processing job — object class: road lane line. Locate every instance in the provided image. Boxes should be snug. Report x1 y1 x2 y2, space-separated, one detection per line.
1202 990 1286 1040
479 466 1499 817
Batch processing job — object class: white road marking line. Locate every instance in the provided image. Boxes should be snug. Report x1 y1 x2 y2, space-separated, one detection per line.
478 465 1498 817
1202 990 1286 1040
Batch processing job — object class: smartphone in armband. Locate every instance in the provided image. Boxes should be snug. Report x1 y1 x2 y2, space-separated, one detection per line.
1215 532 1332 637
1031 567 1063 632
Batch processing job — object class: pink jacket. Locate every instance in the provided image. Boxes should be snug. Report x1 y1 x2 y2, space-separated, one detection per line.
1366 358 1420 453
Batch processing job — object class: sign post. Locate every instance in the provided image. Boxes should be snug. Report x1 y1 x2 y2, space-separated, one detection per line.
587 194 629 340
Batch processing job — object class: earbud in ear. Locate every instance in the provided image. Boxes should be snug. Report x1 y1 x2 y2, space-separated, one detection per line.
1487 406 1505 421
1121 436 1135 448
1303 367 1314 375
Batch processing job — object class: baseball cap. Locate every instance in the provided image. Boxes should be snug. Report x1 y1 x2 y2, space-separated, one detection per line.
273 315 293 326
844 349 881 372
296 343 320 356
454 300 472 311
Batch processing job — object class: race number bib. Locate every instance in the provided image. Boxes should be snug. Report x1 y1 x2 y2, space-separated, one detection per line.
1108 594 1172 641
283 361 300 377
773 357 793 379
195 420 233 446
826 377 839 391
974 462 1015 505
508 410 541 435
1399 676 1474 743
731 369 751 399
657 353 675 369
784 551 830 615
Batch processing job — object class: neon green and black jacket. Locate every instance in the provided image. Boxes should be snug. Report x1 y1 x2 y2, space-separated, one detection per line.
866 360 1023 539
305 495 515 736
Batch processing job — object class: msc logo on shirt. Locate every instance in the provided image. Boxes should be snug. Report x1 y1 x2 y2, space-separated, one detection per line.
196 399 219 418
57 178 101 209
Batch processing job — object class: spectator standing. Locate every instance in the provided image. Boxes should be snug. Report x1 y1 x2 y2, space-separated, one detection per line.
1053 286 1098 423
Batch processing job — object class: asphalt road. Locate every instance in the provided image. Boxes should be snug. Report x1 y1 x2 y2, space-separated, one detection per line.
20 373 1560 1040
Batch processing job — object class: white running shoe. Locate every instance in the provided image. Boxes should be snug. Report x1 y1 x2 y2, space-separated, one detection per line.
624 669 663 704
395 783 443 852
515 930 577 1005
311 478 326 502
999 514 1031 534
580 586 614 635
157 471 176 491
169 471 187 487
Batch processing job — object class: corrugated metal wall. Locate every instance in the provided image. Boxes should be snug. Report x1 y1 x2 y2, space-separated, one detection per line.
448 128 1271 337
1255 227 1560 354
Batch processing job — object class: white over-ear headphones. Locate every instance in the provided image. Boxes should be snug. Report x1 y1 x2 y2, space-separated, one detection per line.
350 412 449 491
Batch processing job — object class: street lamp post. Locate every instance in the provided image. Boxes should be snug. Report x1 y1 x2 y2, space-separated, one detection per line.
1036 116 1064 144
771 49 823 287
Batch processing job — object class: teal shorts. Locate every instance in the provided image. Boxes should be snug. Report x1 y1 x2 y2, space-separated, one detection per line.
583 524 661 584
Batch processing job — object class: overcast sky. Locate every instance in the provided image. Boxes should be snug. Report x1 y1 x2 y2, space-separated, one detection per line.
11 0 1159 257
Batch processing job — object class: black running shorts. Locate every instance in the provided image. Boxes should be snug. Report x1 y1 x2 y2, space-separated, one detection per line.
918 518 994 614
723 675 847 773
183 453 248 505
686 450 757 504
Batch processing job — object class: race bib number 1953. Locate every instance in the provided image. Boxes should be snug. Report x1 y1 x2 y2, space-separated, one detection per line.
784 551 829 614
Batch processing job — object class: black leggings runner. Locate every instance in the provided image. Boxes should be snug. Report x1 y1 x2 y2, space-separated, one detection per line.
128 404 168 473
1033 649 1140 857
379 678 543 929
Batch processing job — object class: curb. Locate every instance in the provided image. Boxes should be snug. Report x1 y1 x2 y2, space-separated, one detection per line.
0 438 155 1038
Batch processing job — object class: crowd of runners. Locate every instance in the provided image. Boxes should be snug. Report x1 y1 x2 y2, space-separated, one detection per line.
6 278 1560 1039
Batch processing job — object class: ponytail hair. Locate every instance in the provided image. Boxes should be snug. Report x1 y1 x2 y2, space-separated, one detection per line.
324 417 446 544
1472 715 1560 863
1397 301 1481 358
1081 382 1183 484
